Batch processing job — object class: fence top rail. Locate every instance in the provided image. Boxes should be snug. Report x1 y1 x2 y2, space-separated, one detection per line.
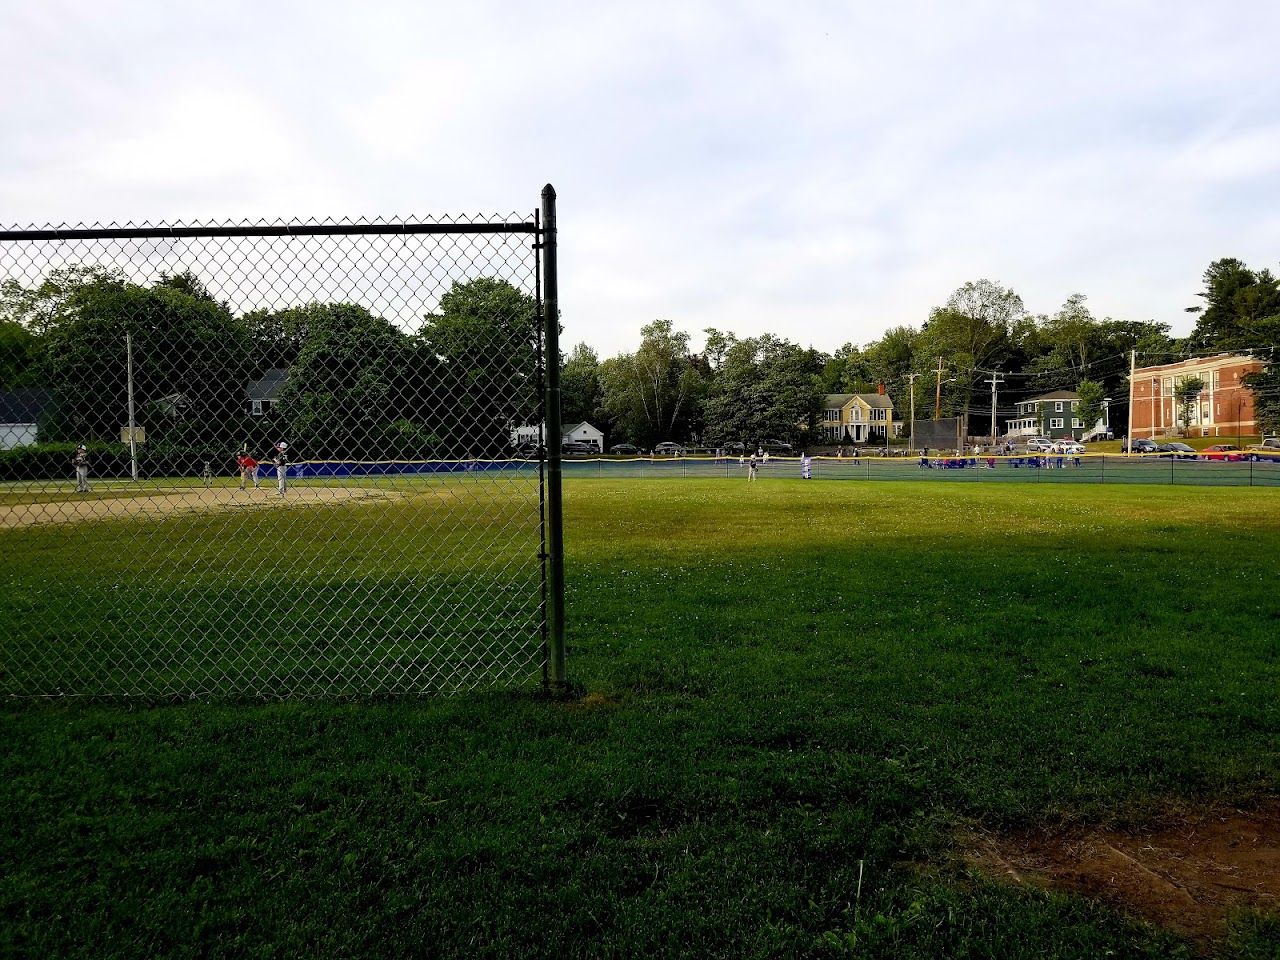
0 217 539 242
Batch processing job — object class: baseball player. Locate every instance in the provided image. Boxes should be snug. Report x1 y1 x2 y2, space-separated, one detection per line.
801 453 812 479
72 444 90 494
236 452 260 490
272 442 289 497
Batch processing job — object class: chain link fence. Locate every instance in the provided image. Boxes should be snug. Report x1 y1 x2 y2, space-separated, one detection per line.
1 196 565 699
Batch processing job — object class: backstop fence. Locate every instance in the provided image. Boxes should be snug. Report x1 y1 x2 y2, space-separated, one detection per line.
0 186 567 700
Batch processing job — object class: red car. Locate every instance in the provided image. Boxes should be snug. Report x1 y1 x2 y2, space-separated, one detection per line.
1200 444 1245 462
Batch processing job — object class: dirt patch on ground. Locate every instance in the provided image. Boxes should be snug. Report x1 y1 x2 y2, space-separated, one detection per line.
966 805 1280 942
0 485 402 528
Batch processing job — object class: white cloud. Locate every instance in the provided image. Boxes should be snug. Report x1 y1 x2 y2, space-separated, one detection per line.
1 0 1278 352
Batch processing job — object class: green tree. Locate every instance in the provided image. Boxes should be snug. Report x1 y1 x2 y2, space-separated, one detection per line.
1244 363 1280 436
1075 379 1106 438
702 333 820 447
41 276 250 447
1187 258 1280 350
274 303 422 460
1174 376 1205 436
561 342 603 429
920 279 1024 428
0 319 40 389
420 277 541 455
599 319 705 447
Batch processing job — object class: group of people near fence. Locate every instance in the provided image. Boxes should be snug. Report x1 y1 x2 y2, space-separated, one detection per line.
69 441 292 497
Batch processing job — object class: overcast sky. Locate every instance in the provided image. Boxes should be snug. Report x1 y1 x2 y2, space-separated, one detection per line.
2 0 1278 356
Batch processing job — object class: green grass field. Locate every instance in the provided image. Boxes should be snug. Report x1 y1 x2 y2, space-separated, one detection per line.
3 479 1280 957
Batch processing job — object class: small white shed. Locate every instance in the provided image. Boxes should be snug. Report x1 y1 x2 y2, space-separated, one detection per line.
562 421 604 451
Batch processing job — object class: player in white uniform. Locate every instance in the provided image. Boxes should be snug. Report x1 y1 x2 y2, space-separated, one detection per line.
72 444 90 493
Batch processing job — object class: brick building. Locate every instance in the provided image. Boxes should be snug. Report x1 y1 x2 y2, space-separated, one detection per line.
1129 353 1262 439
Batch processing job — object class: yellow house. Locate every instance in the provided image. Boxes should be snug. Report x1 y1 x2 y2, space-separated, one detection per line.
822 392 896 443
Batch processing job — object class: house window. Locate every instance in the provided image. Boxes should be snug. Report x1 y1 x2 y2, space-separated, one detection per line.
824 409 839 422
1072 419 1082 428
1054 401 1063 412
1211 371 1220 391
252 400 263 417
1050 418 1064 429
1071 401 1078 411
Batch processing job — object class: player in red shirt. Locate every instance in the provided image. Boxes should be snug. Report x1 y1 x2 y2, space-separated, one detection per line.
236 452 260 490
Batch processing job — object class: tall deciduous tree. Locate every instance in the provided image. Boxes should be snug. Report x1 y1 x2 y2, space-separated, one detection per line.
420 277 540 455
920 279 1024 427
1075 379 1106 438
1174 376 1205 436
702 333 820 446
561 342 603 429
599 319 704 447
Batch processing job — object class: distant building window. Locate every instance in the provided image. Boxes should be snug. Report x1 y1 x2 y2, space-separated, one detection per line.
1054 401 1063 412
824 409 839 422
1072 419 1082 428
1051 418 1064 429
1071 401 1078 411
252 400 263 416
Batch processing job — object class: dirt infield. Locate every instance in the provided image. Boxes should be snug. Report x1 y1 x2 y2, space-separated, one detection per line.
966 805 1280 941
0 484 402 528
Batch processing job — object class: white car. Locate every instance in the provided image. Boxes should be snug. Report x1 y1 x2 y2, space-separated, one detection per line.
1024 438 1054 452
1049 440 1086 455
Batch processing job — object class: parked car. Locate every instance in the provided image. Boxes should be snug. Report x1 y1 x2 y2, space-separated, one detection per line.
722 441 747 455
609 443 640 455
1127 438 1161 454
762 439 794 453
1246 437 1280 460
1024 437 1054 452
653 442 685 455
1157 442 1198 460
561 441 594 455
512 441 541 457
1200 444 1245 462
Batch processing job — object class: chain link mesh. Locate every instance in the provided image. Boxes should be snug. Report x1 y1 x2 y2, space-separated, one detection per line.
0 214 549 699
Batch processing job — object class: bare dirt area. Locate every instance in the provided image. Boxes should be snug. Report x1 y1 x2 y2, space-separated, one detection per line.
966 805 1280 942
0 484 403 528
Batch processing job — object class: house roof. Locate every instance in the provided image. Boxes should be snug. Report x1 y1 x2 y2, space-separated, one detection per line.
562 421 603 435
0 387 52 424
823 392 894 410
1026 390 1080 403
245 368 290 402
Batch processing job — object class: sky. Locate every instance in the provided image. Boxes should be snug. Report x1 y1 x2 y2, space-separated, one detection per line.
1 0 1278 357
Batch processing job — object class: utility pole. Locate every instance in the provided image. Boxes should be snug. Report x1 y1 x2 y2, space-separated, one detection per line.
982 371 1004 445
126 332 138 481
906 372 921 452
933 357 946 420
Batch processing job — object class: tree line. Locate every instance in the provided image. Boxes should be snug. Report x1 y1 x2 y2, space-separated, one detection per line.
0 268 541 461
2 255 1277 462
562 258 1280 447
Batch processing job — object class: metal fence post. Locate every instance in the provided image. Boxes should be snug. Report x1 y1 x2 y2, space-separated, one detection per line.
541 184 568 694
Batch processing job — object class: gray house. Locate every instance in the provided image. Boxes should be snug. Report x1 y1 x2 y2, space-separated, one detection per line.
245 368 289 417
1005 390 1104 441
0 388 51 450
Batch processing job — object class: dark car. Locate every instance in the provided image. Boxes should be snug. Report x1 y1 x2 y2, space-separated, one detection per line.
1127 438 1160 454
512 441 541 458
1157 442 1197 460
561 441 594 455
653 442 685 456
761 439 794 453
722 442 747 455
609 443 640 456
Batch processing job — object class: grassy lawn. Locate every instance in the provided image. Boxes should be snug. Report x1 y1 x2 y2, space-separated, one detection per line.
3 479 1279 957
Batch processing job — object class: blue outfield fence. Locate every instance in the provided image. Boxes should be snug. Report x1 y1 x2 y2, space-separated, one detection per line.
276 453 1280 487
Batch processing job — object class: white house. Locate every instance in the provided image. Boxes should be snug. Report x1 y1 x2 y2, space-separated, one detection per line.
0 388 50 450
562 421 604 451
510 420 605 451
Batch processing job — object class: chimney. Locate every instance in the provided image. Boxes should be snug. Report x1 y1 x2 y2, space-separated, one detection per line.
877 381 885 395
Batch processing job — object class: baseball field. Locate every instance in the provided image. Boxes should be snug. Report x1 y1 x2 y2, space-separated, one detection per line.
2 477 1279 957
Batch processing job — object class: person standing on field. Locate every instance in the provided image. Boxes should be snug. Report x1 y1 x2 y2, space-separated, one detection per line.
72 444 90 493
236 452 260 490
272 442 289 497
801 454 812 479
748 452 758 482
